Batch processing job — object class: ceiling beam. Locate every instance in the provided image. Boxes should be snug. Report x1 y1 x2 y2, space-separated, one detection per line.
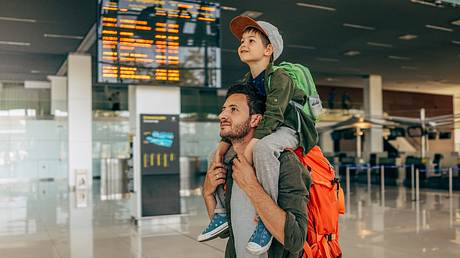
56 23 96 76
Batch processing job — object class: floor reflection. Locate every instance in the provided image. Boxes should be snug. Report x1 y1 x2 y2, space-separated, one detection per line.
0 180 459 258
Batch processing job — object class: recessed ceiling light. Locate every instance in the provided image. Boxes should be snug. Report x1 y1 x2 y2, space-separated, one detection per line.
388 55 412 60
316 57 340 62
30 70 42 74
425 24 454 32
296 2 336 11
399 34 418 40
410 0 443 7
0 16 36 23
221 6 237 11
343 23 375 31
43 34 84 40
452 40 460 45
0 40 31 46
287 44 316 50
367 42 393 48
240 11 263 19
344 50 360 56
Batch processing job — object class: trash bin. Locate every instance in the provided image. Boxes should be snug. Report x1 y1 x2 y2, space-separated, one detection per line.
180 156 199 195
100 158 129 200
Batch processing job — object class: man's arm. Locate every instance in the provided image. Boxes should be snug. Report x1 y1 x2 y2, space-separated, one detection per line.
232 153 308 253
231 154 286 244
245 180 287 244
202 163 227 218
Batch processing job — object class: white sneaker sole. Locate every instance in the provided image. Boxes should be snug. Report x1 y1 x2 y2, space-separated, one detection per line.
246 238 273 255
197 222 229 242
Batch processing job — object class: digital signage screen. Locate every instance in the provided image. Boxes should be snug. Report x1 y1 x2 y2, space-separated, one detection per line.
97 0 221 87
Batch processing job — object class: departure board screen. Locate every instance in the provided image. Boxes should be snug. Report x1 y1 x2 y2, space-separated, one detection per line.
97 0 221 87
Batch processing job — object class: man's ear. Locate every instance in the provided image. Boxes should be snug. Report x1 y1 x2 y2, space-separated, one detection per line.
264 44 274 57
250 114 263 127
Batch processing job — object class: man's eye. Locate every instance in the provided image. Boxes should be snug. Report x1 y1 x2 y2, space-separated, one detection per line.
231 107 237 112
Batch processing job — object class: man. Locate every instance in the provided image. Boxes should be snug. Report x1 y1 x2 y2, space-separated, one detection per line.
202 84 312 258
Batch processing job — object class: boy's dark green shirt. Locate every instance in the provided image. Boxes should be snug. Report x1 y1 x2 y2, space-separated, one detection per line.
222 150 311 258
243 63 318 154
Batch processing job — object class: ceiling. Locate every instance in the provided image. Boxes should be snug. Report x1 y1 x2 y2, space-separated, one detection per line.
0 0 459 94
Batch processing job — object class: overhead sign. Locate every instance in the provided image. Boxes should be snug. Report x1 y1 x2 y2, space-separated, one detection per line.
97 0 221 87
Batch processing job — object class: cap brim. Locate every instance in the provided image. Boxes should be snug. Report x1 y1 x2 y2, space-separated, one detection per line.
229 16 267 40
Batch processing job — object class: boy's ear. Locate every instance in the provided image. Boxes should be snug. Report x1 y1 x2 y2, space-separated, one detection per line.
250 114 263 127
264 44 274 57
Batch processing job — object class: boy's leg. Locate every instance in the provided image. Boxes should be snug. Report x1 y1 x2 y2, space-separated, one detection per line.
252 126 298 202
246 126 298 254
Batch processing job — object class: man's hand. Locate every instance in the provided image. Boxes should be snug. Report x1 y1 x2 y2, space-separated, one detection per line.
231 153 260 192
203 162 227 197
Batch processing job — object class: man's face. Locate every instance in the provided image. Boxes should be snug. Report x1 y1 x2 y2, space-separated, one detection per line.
218 93 255 142
238 30 272 63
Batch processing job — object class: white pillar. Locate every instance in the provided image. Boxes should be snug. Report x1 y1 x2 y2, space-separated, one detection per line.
363 75 383 159
48 76 67 115
129 86 181 220
69 190 93 258
68 54 92 189
454 95 460 152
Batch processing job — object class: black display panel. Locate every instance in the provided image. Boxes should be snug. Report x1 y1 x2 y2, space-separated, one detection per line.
97 0 221 87
140 114 180 175
140 114 180 216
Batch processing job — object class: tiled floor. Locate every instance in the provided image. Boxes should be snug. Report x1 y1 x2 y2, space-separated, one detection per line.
0 180 459 258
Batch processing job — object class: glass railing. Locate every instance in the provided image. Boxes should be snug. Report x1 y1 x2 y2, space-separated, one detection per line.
0 112 220 181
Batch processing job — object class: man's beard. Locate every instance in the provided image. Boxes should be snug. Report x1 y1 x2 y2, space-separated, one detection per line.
220 117 251 143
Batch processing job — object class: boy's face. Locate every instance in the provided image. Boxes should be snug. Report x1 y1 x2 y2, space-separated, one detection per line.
238 30 273 64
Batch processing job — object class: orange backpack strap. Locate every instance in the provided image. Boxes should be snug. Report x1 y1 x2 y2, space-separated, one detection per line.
302 242 313 258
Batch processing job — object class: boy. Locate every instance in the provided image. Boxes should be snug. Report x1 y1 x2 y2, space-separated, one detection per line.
197 16 317 256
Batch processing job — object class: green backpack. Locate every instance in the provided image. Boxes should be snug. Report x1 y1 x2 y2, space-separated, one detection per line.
271 62 323 121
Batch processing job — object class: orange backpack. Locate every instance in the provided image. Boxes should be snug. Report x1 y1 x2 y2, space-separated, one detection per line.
293 146 345 258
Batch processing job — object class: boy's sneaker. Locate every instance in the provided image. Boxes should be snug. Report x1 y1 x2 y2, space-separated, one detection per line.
246 220 273 255
197 213 229 242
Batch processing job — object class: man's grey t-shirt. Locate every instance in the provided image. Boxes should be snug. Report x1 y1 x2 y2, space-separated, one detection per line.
230 182 268 258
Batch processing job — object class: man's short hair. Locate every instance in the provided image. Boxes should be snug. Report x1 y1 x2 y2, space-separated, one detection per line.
225 84 266 115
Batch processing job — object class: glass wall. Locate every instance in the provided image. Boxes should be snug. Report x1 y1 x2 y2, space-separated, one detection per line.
0 84 223 181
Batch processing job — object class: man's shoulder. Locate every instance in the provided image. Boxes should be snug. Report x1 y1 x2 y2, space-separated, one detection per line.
278 151 303 169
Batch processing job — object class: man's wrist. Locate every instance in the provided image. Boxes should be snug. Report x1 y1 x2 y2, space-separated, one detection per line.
203 190 215 199
244 181 264 200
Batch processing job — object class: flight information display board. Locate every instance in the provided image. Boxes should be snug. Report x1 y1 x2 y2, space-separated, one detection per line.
97 0 221 87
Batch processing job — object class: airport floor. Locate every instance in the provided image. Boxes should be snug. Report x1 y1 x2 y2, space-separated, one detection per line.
0 180 459 258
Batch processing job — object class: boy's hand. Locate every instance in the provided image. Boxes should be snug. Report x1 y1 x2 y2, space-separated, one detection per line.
203 163 226 197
